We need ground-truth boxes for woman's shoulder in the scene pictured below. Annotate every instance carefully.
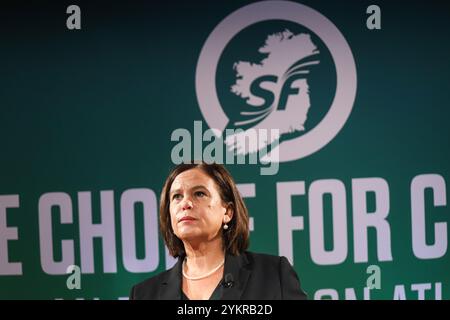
[129,265,177,299]
[242,251,307,300]
[132,270,169,290]
[244,250,284,260]
[242,251,288,266]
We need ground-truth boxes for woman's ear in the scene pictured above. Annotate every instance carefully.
[225,202,234,222]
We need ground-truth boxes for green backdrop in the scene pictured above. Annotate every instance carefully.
[1,0,449,299]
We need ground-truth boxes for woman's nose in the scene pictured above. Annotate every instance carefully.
[181,199,193,211]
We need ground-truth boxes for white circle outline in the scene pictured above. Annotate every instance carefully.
[195,0,357,162]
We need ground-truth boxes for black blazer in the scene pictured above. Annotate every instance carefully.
[130,251,307,300]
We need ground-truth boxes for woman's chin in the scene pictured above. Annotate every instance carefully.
[177,228,200,240]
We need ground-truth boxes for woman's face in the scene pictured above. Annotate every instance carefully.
[169,168,232,244]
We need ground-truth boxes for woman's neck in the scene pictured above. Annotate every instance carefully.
[183,238,225,274]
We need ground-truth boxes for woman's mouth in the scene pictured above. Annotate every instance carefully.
[179,216,196,223]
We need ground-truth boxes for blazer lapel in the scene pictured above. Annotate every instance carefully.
[158,258,183,300]
[221,253,251,300]
[158,253,251,300]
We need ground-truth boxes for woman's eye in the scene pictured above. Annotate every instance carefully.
[195,191,206,197]
[172,194,182,200]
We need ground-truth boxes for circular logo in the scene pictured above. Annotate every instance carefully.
[196,1,357,162]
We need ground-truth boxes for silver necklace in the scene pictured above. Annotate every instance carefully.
[182,259,225,281]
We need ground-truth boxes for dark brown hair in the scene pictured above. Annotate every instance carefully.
[159,162,250,258]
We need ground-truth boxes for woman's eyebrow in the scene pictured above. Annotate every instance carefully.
[192,185,208,191]
[170,185,207,196]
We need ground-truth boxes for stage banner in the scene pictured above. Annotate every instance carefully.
[1,0,449,299]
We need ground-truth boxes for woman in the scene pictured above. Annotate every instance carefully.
[130,162,307,300]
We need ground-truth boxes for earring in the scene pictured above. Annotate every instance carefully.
[223,224,229,230]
